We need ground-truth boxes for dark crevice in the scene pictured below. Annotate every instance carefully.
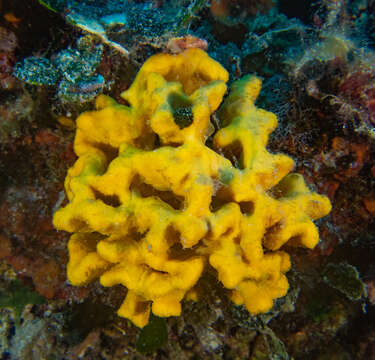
[165,142,184,148]
[133,132,157,150]
[165,225,181,246]
[221,140,245,169]
[234,236,241,245]
[143,263,168,275]
[210,195,230,212]
[128,226,148,242]
[240,249,250,264]
[286,234,304,247]
[168,242,197,261]
[222,227,234,237]
[179,174,190,187]
[130,174,184,210]
[69,218,89,231]
[154,134,161,148]
[269,181,293,199]
[263,221,284,246]
[91,187,121,207]
[134,299,151,314]
[233,237,249,264]
[239,201,254,216]
[90,141,118,165]
[210,181,233,212]
[265,221,283,235]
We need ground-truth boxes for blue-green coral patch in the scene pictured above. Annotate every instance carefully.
[58,74,105,103]
[14,57,59,86]
[14,35,104,104]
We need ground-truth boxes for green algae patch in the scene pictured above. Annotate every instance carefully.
[306,299,341,324]
[0,280,45,322]
[323,262,367,301]
[218,168,234,185]
[39,0,58,12]
[136,315,168,354]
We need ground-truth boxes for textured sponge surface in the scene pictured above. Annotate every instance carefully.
[53,49,331,327]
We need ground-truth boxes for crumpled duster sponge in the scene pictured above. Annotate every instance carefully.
[53,48,331,327]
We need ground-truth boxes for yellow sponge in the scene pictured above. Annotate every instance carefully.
[53,49,331,327]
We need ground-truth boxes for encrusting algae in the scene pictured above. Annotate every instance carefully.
[53,48,331,328]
